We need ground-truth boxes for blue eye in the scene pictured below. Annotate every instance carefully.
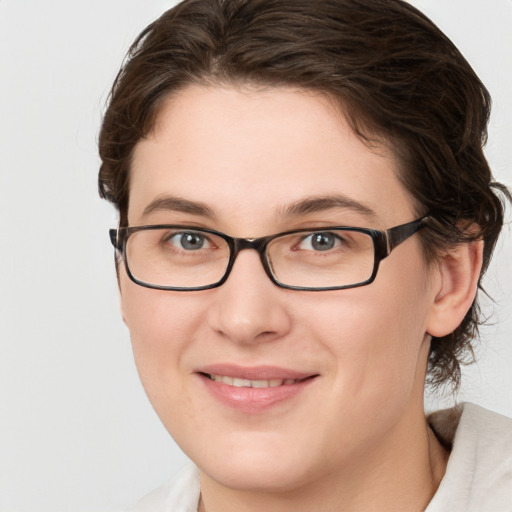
[299,232,341,251]
[168,232,210,250]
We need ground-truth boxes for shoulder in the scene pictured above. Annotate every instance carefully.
[123,464,200,512]
[427,402,512,512]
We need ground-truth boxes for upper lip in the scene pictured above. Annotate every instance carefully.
[196,364,318,381]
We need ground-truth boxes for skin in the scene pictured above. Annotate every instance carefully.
[120,85,482,512]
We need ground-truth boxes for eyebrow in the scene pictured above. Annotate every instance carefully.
[141,193,376,221]
[142,195,215,218]
[280,194,377,218]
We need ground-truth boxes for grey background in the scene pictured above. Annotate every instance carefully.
[0,1,511,511]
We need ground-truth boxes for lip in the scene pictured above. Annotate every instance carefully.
[196,364,318,413]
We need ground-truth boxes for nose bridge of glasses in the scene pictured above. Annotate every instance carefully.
[233,236,268,252]
[228,236,275,281]
[231,236,270,265]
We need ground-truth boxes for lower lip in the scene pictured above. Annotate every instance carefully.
[199,374,316,413]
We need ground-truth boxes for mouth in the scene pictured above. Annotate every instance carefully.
[203,373,305,388]
[197,366,319,413]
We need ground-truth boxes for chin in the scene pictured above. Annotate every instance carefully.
[181,428,322,492]
[200,456,316,493]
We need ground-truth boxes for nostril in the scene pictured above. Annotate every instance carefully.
[257,330,279,339]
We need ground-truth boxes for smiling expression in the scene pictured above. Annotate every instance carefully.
[119,84,440,492]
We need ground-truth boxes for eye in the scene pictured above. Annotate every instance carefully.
[166,231,211,251]
[299,232,342,252]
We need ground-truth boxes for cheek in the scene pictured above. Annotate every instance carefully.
[309,261,432,400]
[120,276,205,405]
[121,271,203,345]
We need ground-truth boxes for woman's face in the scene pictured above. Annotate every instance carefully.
[120,85,439,492]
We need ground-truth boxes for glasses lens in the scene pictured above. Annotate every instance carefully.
[267,229,375,288]
[125,227,230,288]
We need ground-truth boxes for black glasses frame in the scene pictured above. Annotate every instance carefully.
[109,216,429,292]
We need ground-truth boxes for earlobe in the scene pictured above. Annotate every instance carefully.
[116,260,129,326]
[118,276,129,327]
[426,240,483,338]
[120,295,128,326]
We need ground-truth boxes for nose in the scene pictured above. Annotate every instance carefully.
[207,249,292,346]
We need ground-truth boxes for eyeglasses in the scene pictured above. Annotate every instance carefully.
[109,217,429,291]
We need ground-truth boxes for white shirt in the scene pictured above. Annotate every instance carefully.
[426,402,512,511]
[125,403,512,512]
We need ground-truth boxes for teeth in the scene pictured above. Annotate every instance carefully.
[233,378,251,387]
[208,374,299,388]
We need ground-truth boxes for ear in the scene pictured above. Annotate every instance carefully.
[120,292,128,326]
[116,260,129,327]
[426,239,483,338]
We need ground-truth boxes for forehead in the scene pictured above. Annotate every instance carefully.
[129,85,415,231]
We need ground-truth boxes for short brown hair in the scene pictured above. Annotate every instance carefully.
[98,0,510,390]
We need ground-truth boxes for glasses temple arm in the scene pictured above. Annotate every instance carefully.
[386,217,429,254]
[109,229,121,250]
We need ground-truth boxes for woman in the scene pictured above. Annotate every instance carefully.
[98,0,512,510]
